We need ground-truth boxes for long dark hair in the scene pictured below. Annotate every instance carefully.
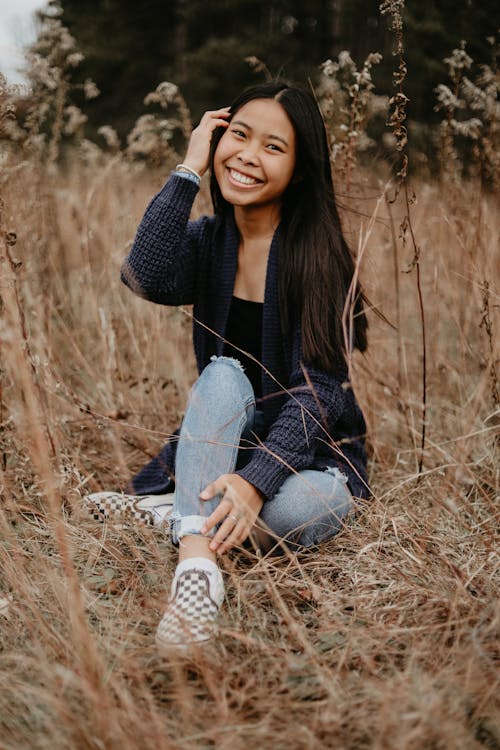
[210,80,368,374]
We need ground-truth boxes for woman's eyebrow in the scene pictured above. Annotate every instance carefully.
[232,119,289,147]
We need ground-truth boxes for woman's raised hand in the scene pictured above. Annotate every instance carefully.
[181,107,231,177]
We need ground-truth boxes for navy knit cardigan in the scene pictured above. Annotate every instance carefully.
[121,174,369,501]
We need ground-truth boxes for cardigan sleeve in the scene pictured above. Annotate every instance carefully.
[121,173,212,306]
[236,320,360,501]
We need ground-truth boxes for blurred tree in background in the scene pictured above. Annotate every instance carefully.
[39,0,498,142]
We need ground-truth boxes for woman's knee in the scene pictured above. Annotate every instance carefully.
[259,467,353,551]
[181,355,255,439]
[293,509,350,548]
[195,356,254,406]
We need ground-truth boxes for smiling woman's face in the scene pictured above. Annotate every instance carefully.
[213,98,296,211]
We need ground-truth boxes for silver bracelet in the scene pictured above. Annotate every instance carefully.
[175,163,201,180]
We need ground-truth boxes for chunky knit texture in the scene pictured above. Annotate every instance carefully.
[121,174,369,501]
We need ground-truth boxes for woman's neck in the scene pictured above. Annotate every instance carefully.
[233,203,281,242]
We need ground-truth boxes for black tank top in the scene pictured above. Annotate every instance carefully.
[223,296,263,397]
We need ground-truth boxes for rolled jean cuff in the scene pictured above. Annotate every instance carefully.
[169,513,216,545]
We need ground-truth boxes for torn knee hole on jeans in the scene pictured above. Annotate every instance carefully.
[324,466,349,483]
[209,354,245,372]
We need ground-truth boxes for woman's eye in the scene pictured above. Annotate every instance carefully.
[232,129,245,138]
[267,143,283,152]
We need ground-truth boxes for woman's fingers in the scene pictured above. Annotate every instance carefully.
[200,474,238,503]
[199,473,263,553]
[210,517,248,554]
[202,106,231,120]
[201,494,250,553]
[204,106,231,118]
[182,107,231,176]
[199,477,222,501]
[200,497,232,534]
[216,522,248,554]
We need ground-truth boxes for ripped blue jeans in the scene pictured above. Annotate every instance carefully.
[170,356,353,552]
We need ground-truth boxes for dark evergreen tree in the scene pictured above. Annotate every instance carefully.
[54,0,498,141]
[59,0,178,136]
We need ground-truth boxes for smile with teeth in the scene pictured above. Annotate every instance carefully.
[228,168,262,186]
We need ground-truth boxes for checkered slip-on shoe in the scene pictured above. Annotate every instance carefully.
[155,568,224,650]
[84,491,174,527]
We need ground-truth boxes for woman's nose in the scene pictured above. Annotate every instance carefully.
[237,145,259,165]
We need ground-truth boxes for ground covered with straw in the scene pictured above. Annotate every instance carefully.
[0,157,498,749]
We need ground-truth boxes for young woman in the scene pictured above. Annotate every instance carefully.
[86,81,369,649]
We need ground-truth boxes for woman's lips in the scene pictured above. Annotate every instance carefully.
[227,167,263,187]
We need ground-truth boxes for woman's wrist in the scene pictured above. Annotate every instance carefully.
[175,163,202,180]
[174,163,201,186]
[176,154,208,177]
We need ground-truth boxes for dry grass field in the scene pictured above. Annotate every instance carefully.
[0,149,498,749]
